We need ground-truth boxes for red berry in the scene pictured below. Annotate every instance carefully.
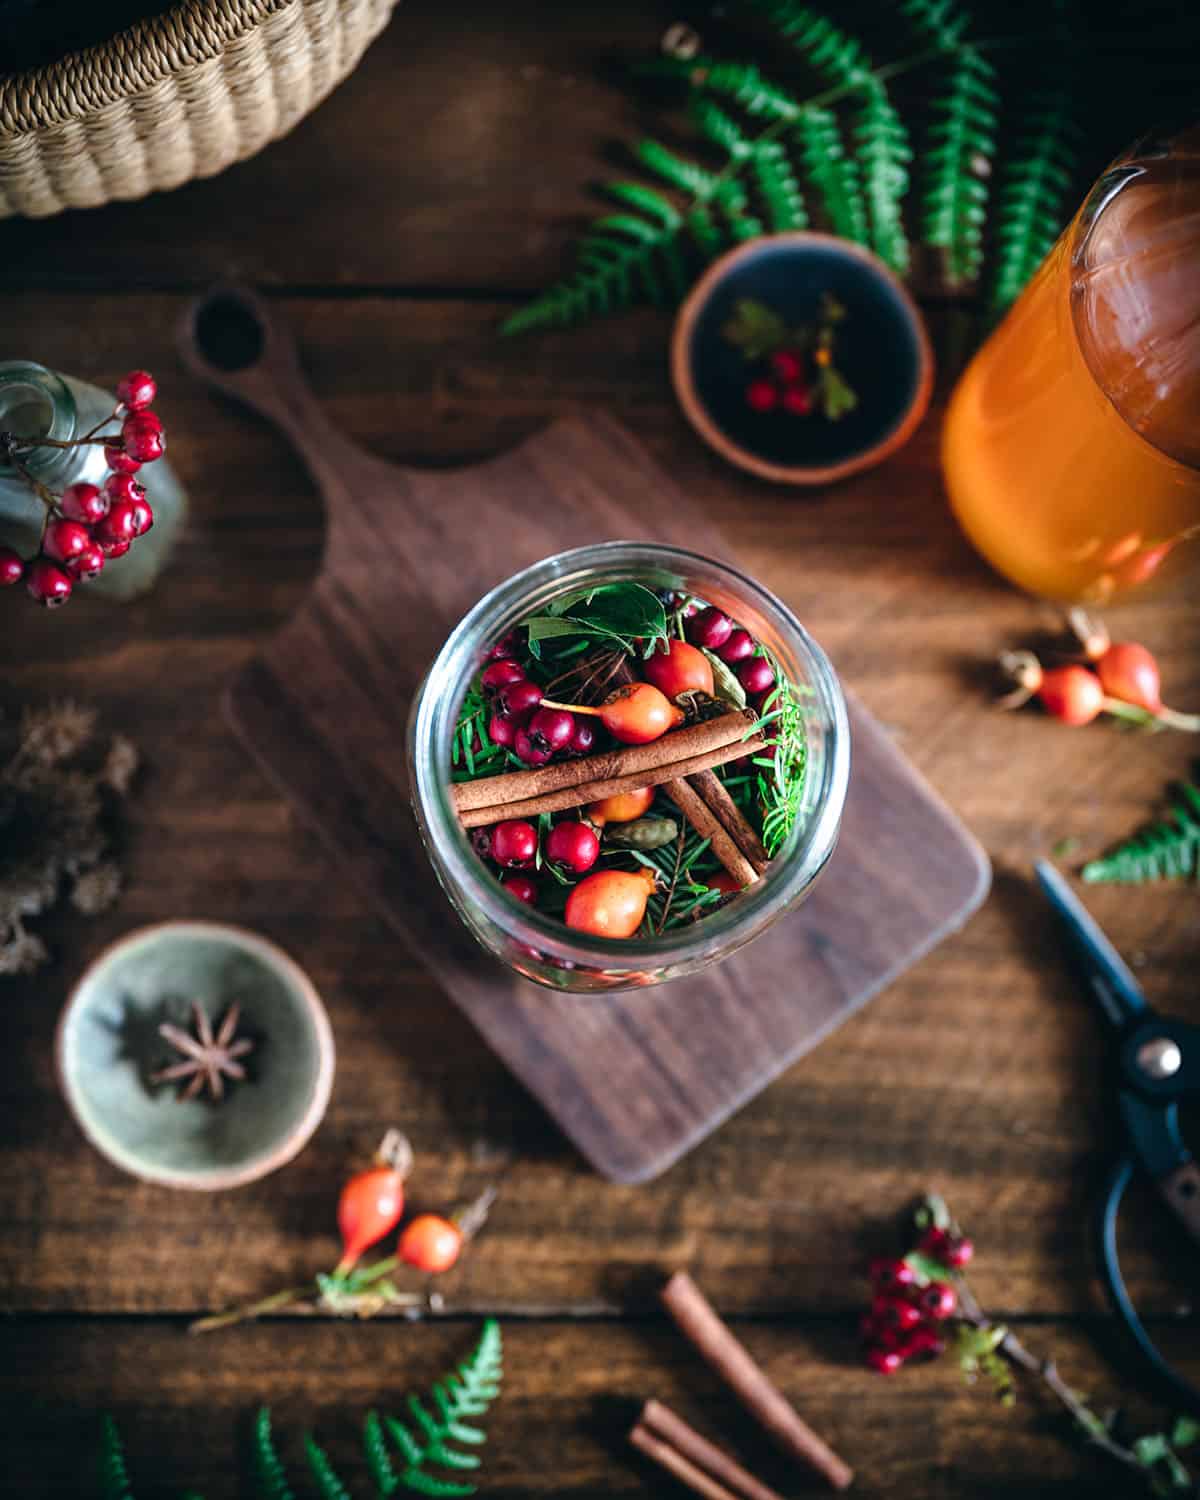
[482,659,525,692]
[919,1282,958,1321]
[944,1236,974,1269]
[336,1144,411,1274]
[526,707,575,753]
[919,1227,951,1258]
[43,518,92,564]
[866,1347,905,1375]
[497,679,543,723]
[121,412,165,463]
[65,542,105,581]
[513,728,552,766]
[25,557,73,607]
[488,712,517,749]
[103,472,145,507]
[1036,665,1104,727]
[491,820,539,867]
[96,500,139,549]
[717,629,756,665]
[501,871,538,905]
[686,606,734,652]
[746,378,779,412]
[781,386,813,416]
[0,548,25,586]
[869,1258,918,1291]
[102,539,131,560]
[127,496,154,537]
[872,1294,923,1332]
[104,443,141,475]
[566,719,595,756]
[737,656,776,697]
[1095,642,1164,715]
[60,481,109,525]
[770,349,804,385]
[116,370,157,410]
[545,820,600,875]
[485,630,521,661]
[398,1214,464,1274]
[906,1326,947,1359]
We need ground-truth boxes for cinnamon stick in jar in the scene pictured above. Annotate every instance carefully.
[686,768,770,875]
[661,1271,854,1491]
[663,777,761,888]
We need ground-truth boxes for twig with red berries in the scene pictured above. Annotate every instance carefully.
[0,370,165,607]
[863,1194,1200,1495]
[724,294,858,422]
[190,1130,498,1333]
[997,611,1200,733]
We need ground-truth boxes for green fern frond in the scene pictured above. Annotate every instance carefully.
[692,59,802,123]
[715,180,764,241]
[901,0,996,285]
[635,137,723,197]
[752,141,809,230]
[99,1416,134,1500]
[988,94,1078,314]
[253,1409,296,1500]
[364,1411,398,1498]
[304,1435,353,1500]
[748,1,910,268]
[690,95,753,160]
[604,181,681,230]
[793,106,868,243]
[1082,778,1200,884]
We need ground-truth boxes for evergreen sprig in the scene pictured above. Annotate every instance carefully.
[1081,776,1200,884]
[502,0,1080,336]
[93,1322,503,1500]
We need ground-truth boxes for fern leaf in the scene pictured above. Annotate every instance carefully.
[752,141,809,230]
[365,1411,398,1498]
[604,181,681,229]
[715,180,763,242]
[686,204,725,259]
[634,137,722,197]
[1082,779,1200,884]
[794,107,868,243]
[384,1417,424,1469]
[747,1,910,268]
[431,1385,486,1445]
[304,1435,353,1500]
[988,94,1078,314]
[253,1409,297,1500]
[693,60,801,123]
[99,1416,134,1500]
[690,95,753,160]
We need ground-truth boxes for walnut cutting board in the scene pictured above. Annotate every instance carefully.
[183,286,990,1185]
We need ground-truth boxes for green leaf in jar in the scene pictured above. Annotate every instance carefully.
[528,581,668,653]
[605,816,680,850]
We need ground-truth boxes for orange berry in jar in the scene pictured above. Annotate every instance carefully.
[642,638,715,700]
[599,682,684,744]
[565,868,658,938]
[587,786,655,826]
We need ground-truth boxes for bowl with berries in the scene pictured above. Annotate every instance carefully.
[671,234,933,485]
[408,542,850,992]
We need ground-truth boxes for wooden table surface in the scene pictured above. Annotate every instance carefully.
[2,3,1198,1495]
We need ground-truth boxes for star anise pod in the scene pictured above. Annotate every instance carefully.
[152,1000,255,1102]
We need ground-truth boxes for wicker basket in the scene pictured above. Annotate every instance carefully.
[0,0,398,219]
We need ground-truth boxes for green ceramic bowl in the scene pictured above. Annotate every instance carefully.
[57,922,335,1190]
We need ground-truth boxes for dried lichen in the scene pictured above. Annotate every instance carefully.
[0,702,137,976]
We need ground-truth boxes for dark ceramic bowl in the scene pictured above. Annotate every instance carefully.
[672,234,934,485]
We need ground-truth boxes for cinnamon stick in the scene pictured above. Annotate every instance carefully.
[632,1401,786,1500]
[458,734,766,829]
[453,711,756,813]
[661,1272,854,1491]
[629,1424,744,1500]
[664,777,760,888]
[686,769,770,874]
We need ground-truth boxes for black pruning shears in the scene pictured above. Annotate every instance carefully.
[1036,859,1200,1413]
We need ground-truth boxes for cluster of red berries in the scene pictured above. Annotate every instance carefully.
[862,1227,973,1375]
[473,816,600,909]
[744,348,815,417]
[685,604,777,701]
[481,636,596,768]
[0,370,165,608]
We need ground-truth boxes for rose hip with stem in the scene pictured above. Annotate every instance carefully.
[398,1185,497,1275]
[539,682,684,746]
[334,1129,413,1277]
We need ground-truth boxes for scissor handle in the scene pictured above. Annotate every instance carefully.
[1095,1153,1200,1414]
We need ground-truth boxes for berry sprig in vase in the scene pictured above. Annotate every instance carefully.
[0,362,186,605]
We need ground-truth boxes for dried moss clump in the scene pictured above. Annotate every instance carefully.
[0,702,137,976]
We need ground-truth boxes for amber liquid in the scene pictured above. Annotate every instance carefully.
[943,202,1200,603]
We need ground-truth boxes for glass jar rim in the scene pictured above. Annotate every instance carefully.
[409,541,851,973]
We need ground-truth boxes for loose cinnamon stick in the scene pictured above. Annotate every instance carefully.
[458,735,766,829]
[664,777,761,888]
[453,711,756,813]
[661,1272,854,1491]
[686,768,770,874]
[629,1424,744,1500]
[633,1400,786,1500]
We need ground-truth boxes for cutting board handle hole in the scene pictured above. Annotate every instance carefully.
[193,295,266,373]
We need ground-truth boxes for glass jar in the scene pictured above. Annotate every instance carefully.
[408,542,850,993]
[942,124,1200,603]
[0,361,187,601]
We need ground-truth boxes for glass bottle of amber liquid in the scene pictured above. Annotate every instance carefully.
[943,125,1200,604]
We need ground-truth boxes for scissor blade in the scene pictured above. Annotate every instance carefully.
[1034,860,1146,1027]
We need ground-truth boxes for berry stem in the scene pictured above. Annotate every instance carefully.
[188,1282,312,1335]
[539,698,603,718]
[1153,705,1200,732]
[1099,696,1159,728]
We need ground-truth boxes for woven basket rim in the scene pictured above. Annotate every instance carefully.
[0,0,299,136]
